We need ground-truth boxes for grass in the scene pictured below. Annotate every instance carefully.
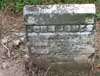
[0,0,100,19]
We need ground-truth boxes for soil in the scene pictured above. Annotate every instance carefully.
[0,45,26,76]
[0,12,26,76]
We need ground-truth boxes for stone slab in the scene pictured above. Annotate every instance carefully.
[24,4,96,76]
[24,4,96,25]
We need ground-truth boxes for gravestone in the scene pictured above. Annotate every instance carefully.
[24,4,96,76]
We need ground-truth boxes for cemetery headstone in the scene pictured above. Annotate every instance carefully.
[24,4,96,76]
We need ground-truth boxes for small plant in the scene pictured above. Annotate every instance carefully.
[0,0,7,9]
[0,0,99,13]
[96,0,100,20]
[15,0,24,12]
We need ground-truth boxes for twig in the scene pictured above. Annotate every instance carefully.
[44,65,52,76]
[89,58,95,76]
[1,42,11,57]
[44,63,55,76]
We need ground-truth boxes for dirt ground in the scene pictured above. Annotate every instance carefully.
[0,47,25,76]
[0,12,100,76]
[0,12,26,76]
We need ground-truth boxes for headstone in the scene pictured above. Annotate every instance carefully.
[24,4,96,76]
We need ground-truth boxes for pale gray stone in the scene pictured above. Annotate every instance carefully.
[24,4,95,25]
[24,4,96,76]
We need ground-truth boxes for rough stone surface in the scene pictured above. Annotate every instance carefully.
[24,4,95,25]
[24,4,96,76]
[29,31,95,62]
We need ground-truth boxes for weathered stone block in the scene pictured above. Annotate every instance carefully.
[24,4,95,25]
[24,4,96,76]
